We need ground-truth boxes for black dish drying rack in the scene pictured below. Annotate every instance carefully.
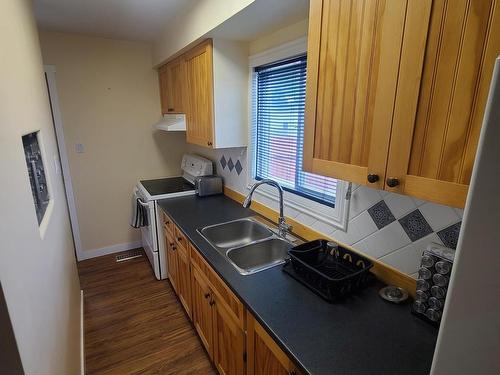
[283,239,374,302]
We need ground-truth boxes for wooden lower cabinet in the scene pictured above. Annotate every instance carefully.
[213,299,245,375]
[247,315,300,375]
[176,245,192,319]
[165,228,179,294]
[192,266,215,360]
[164,214,298,375]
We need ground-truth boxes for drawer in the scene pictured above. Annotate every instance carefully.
[163,212,174,233]
[174,225,188,250]
[190,244,245,327]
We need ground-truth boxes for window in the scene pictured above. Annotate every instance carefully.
[254,55,337,206]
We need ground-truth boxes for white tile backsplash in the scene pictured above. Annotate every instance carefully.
[379,233,442,275]
[339,211,378,245]
[354,221,412,258]
[349,186,383,218]
[419,202,460,231]
[385,193,417,219]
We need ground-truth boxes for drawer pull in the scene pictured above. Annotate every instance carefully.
[204,293,210,299]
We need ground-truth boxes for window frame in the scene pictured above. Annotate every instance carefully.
[247,37,349,231]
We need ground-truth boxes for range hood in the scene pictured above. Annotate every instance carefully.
[154,114,186,131]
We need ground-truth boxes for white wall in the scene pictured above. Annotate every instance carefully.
[430,59,500,375]
[0,1,81,374]
[39,31,188,257]
[152,0,254,66]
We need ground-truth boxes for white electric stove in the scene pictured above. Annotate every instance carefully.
[133,154,213,279]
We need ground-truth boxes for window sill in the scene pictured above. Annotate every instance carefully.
[246,181,349,232]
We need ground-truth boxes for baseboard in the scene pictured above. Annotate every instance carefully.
[80,290,85,375]
[78,241,142,261]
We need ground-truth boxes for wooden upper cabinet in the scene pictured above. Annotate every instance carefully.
[386,0,500,207]
[159,58,185,114]
[157,39,247,149]
[184,39,215,148]
[304,0,500,208]
[304,0,411,189]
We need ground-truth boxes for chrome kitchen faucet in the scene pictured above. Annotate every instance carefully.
[243,179,292,239]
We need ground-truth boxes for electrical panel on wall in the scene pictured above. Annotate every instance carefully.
[22,132,50,224]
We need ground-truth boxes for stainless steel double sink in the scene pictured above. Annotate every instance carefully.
[198,218,293,275]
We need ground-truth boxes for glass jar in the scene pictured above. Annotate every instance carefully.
[435,260,452,275]
[418,267,432,280]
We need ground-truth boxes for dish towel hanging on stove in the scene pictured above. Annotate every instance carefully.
[131,191,148,228]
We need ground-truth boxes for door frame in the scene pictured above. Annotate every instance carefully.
[44,65,84,261]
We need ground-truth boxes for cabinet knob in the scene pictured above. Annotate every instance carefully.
[169,242,174,247]
[177,237,183,242]
[207,141,213,146]
[386,178,399,188]
[167,108,174,112]
[209,300,215,306]
[204,293,210,299]
[367,174,379,183]
[172,246,176,251]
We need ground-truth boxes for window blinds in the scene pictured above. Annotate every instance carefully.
[255,55,337,206]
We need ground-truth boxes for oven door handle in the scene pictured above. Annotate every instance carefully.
[137,197,150,208]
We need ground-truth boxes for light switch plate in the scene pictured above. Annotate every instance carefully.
[75,143,85,153]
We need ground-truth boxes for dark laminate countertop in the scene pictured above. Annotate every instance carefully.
[157,195,437,375]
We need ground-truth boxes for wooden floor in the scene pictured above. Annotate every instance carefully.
[78,249,216,375]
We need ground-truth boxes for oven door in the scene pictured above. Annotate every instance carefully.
[134,189,161,279]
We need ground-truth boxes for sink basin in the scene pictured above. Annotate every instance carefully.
[226,238,292,275]
[199,218,273,250]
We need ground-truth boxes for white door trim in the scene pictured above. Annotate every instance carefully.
[44,65,84,261]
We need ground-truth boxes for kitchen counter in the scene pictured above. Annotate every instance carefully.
[157,195,438,375]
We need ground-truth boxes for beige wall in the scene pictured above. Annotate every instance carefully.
[153,0,254,65]
[249,18,308,55]
[39,31,187,254]
[0,1,81,374]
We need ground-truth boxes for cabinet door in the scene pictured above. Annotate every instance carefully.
[159,58,185,114]
[176,245,192,320]
[159,65,170,115]
[304,0,409,188]
[165,232,179,294]
[191,266,214,360]
[184,39,214,148]
[386,0,500,208]
[247,315,296,375]
[213,297,245,375]
[166,58,185,113]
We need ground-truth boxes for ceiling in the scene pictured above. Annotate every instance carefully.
[33,0,198,41]
[209,0,309,41]
[34,0,309,43]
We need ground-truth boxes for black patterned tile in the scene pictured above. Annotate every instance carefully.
[235,160,243,175]
[399,209,433,242]
[367,200,396,229]
[220,155,227,170]
[437,222,461,249]
[227,158,234,172]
